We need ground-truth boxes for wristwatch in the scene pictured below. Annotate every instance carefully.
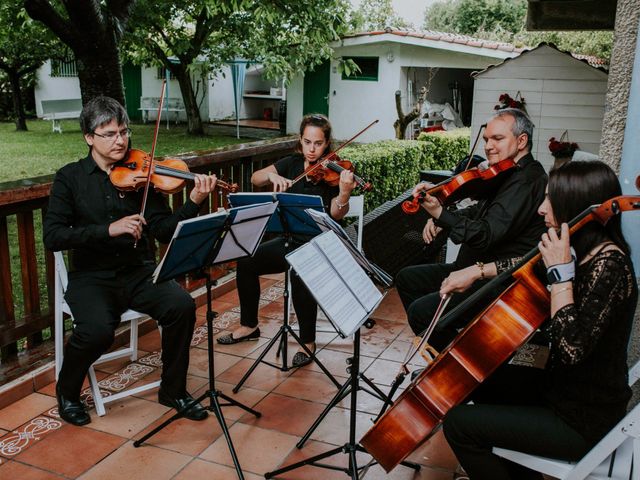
[546,261,575,284]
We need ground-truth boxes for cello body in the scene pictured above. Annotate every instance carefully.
[360,195,640,472]
[360,261,550,472]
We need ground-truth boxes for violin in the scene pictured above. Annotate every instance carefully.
[299,154,372,191]
[360,193,640,472]
[109,148,238,195]
[289,120,378,192]
[401,158,517,214]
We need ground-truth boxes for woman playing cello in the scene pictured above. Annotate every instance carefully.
[440,160,638,479]
[217,113,357,366]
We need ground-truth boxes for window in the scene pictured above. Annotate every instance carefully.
[156,67,177,80]
[342,57,379,81]
[50,58,78,77]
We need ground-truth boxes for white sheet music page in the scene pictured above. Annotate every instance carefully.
[215,202,277,263]
[313,231,382,313]
[286,230,382,336]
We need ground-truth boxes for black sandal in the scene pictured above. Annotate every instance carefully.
[292,343,316,367]
[217,328,260,345]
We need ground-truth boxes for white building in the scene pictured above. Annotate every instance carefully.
[285,29,522,142]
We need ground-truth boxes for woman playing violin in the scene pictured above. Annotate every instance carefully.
[43,96,218,426]
[217,113,357,366]
[441,161,638,480]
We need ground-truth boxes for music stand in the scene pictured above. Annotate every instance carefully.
[227,193,341,394]
[133,202,277,480]
[265,231,420,479]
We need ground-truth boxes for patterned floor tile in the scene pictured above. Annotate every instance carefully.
[0,415,63,458]
[0,393,57,431]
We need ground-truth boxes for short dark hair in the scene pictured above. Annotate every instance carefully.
[79,96,129,135]
[490,108,534,152]
[295,113,332,155]
[548,160,630,258]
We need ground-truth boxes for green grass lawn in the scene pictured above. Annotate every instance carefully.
[0,119,250,183]
[0,118,258,351]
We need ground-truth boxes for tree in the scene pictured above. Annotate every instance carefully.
[349,0,410,32]
[24,0,134,106]
[424,0,613,61]
[125,1,351,135]
[393,68,438,139]
[0,2,63,130]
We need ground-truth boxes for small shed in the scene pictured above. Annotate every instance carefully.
[470,43,609,171]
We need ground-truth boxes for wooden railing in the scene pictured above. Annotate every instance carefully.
[0,136,297,371]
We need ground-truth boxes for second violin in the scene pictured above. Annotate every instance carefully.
[401,158,516,214]
[109,149,238,194]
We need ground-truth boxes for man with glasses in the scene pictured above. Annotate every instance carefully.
[44,96,217,426]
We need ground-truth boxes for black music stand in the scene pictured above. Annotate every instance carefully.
[133,202,276,480]
[227,193,341,393]
[265,231,420,479]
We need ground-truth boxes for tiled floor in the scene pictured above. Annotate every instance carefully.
[0,275,459,479]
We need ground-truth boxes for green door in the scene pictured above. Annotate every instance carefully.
[303,61,330,116]
[122,63,142,121]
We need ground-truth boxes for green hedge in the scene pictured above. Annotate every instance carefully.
[340,129,470,213]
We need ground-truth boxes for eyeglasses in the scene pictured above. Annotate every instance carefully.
[92,127,132,141]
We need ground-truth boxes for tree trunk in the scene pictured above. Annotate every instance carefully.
[76,49,125,107]
[393,90,420,140]
[173,66,204,135]
[8,70,28,131]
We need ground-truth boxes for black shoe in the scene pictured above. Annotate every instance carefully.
[158,389,209,421]
[216,327,260,345]
[56,384,91,426]
[292,343,316,368]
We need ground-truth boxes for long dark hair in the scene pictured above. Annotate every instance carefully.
[548,160,630,259]
[295,113,332,156]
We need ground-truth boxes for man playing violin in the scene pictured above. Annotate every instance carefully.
[217,113,357,367]
[396,108,547,350]
[43,96,217,426]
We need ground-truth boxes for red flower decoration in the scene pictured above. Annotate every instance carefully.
[494,93,526,111]
[548,137,579,158]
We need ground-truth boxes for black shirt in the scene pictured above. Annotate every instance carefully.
[435,153,547,268]
[274,153,339,209]
[43,154,201,273]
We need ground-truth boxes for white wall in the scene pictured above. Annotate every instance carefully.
[34,61,81,117]
[141,66,209,122]
[471,45,608,171]
[286,40,516,142]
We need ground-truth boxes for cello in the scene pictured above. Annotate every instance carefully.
[360,193,640,472]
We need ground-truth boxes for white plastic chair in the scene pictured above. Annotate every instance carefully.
[54,251,161,416]
[493,360,640,479]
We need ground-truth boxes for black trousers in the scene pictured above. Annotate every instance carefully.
[442,365,591,480]
[59,263,196,400]
[395,262,498,350]
[236,236,317,344]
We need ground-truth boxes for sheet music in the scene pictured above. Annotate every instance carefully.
[152,202,275,283]
[306,209,393,288]
[215,202,278,263]
[286,230,383,337]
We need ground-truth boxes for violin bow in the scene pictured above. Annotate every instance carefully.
[463,123,486,171]
[374,294,451,421]
[135,79,167,247]
[289,119,379,186]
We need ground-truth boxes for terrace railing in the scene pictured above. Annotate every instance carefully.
[0,136,297,376]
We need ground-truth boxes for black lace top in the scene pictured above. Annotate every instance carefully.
[542,249,638,444]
